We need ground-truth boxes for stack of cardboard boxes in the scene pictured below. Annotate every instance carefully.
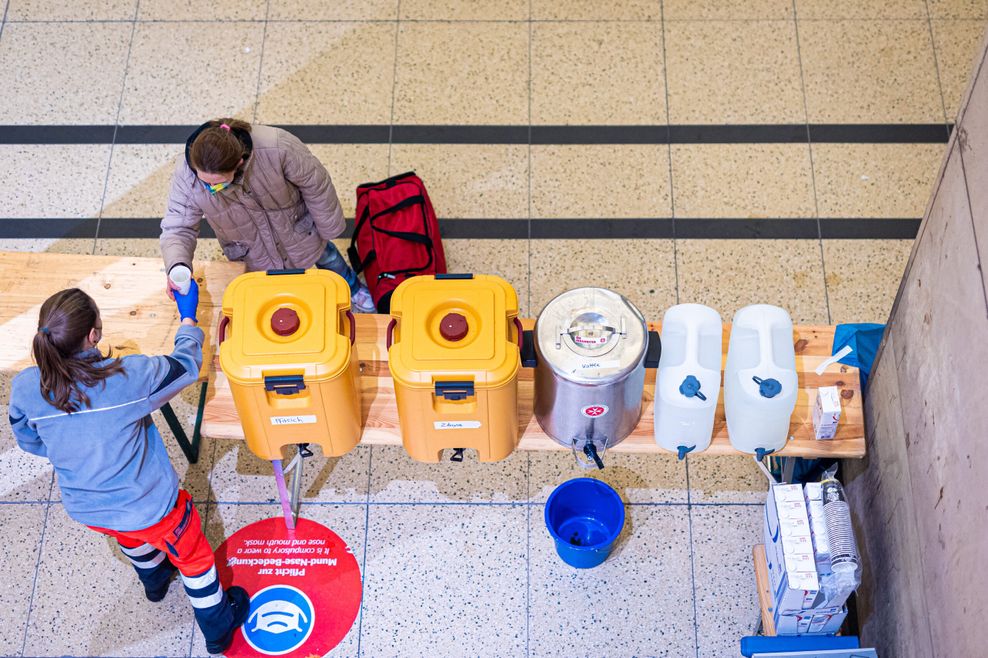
[763,483,852,635]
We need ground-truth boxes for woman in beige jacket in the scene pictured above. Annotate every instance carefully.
[159,118,374,312]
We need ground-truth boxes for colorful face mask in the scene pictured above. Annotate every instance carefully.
[201,179,231,195]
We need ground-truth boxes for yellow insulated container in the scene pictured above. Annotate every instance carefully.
[388,273,522,463]
[218,269,362,460]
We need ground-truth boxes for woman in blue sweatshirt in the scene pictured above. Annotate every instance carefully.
[9,283,248,655]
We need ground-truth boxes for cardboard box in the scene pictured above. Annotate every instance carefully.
[809,607,848,634]
[804,482,831,572]
[813,386,842,439]
[804,485,829,550]
[764,483,857,636]
[784,551,817,573]
[774,606,847,635]
[765,485,819,615]
[779,533,815,556]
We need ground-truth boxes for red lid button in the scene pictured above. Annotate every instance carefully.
[271,308,301,336]
[439,313,468,341]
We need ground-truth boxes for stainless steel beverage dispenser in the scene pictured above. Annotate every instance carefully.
[533,287,651,468]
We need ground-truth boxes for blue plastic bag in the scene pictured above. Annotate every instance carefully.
[832,323,885,392]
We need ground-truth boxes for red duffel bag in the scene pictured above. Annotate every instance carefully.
[348,172,447,313]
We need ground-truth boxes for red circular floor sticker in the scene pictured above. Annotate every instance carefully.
[215,517,361,657]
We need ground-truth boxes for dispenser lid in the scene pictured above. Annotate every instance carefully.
[535,287,648,384]
[754,376,782,398]
[219,269,352,385]
[387,274,520,388]
[271,308,301,336]
[439,312,469,342]
[679,375,708,401]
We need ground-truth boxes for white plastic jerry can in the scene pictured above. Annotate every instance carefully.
[724,304,798,457]
[654,304,722,459]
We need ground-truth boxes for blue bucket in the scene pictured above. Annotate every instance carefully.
[545,478,625,569]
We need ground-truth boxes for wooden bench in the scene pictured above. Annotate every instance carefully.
[0,252,243,462]
[0,251,864,460]
[0,251,240,375]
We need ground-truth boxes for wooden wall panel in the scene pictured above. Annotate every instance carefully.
[953,46,988,300]
[845,334,933,658]
[891,146,988,656]
[850,30,988,658]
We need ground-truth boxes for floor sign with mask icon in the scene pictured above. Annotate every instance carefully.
[215,517,362,657]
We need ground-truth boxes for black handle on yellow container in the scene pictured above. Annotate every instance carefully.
[512,317,524,351]
[434,381,475,401]
[386,318,397,350]
[521,330,537,368]
[266,268,306,276]
[345,309,356,346]
[264,374,307,396]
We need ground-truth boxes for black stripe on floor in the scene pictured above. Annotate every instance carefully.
[667,125,810,144]
[819,218,922,239]
[0,219,102,239]
[0,218,922,240]
[0,123,953,145]
[674,219,820,239]
[530,219,674,239]
[808,124,951,143]
[0,125,118,144]
[395,125,531,144]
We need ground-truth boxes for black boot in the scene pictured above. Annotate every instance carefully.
[204,586,250,655]
[121,542,177,603]
[144,562,177,602]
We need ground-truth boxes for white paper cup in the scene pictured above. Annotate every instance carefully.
[169,265,192,296]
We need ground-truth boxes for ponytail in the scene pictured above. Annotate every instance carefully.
[32,289,124,414]
[189,118,252,174]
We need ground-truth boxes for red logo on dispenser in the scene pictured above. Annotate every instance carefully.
[581,405,609,418]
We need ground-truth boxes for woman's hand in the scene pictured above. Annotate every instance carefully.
[165,276,179,301]
[174,279,200,323]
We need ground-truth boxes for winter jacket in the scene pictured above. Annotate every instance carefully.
[160,123,345,273]
[8,326,204,531]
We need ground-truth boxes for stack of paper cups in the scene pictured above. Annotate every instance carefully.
[169,265,193,296]
[821,479,859,573]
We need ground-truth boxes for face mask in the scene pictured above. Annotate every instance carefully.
[201,179,231,195]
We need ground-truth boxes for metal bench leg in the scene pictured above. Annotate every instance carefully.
[160,381,208,464]
[283,444,312,523]
[272,459,296,530]
[781,456,797,484]
[286,447,305,524]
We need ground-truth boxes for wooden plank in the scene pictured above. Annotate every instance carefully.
[0,251,244,378]
[203,314,865,458]
[753,544,777,636]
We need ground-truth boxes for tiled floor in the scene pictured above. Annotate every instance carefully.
[0,1,984,656]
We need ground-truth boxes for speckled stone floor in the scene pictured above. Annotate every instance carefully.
[0,0,984,656]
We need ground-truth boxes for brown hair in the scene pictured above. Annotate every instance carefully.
[32,289,125,414]
[189,118,252,174]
